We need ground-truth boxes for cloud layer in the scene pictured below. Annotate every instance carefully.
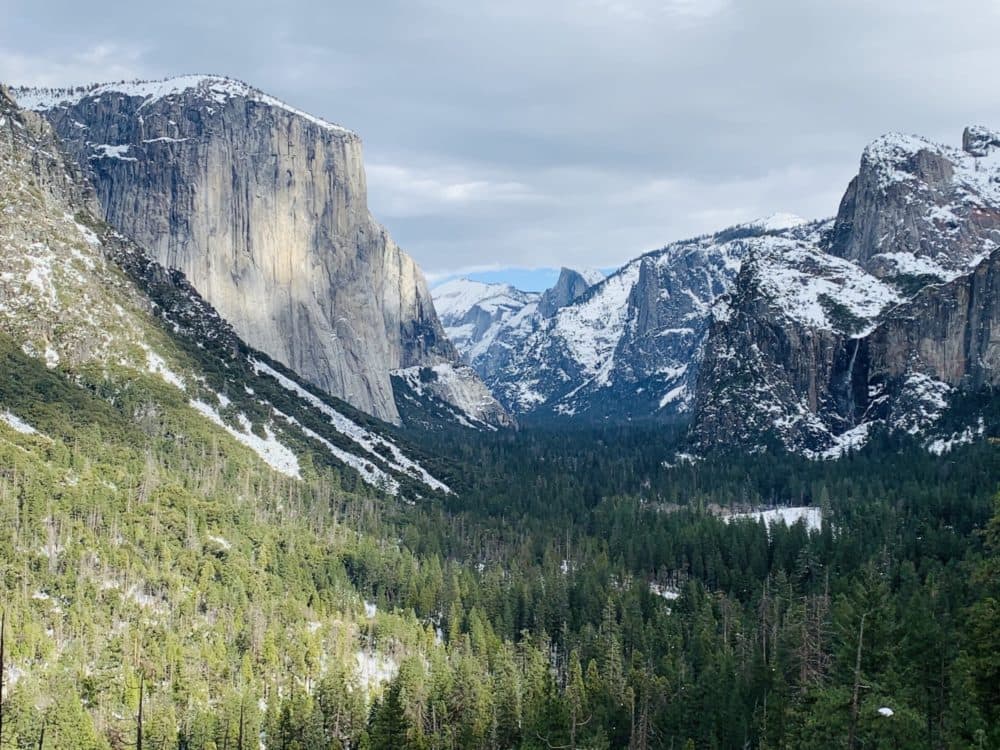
[5,0,1000,277]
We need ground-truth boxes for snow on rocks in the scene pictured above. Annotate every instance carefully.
[926,418,985,455]
[649,582,681,600]
[189,398,301,479]
[89,144,137,162]
[551,263,640,386]
[751,237,902,336]
[15,75,355,135]
[392,362,508,429]
[253,360,449,493]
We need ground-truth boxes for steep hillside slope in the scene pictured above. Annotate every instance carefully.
[0,84,454,498]
[0,82,473,748]
[14,75,507,428]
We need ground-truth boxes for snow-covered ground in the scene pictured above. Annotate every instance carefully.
[253,360,449,493]
[723,506,823,533]
[189,399,301,479]
[1,410,39,435]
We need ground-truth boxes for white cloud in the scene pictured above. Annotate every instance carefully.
[367,162,540,217]
[1,43,147,88]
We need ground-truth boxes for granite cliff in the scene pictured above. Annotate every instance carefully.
[15,75,507,427]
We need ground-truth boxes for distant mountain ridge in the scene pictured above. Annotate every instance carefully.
[437,128,1000,457]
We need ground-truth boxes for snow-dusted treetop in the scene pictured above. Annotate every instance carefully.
[13,74,355,136]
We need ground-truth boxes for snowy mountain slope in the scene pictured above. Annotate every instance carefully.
[14,75,510,431]
[692,127,1000,456]
[442,125,1000,458]
[467,224,776,419]
[0,86,452,497]
[433,278,540,363]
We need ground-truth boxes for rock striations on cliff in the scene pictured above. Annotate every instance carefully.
[14,75,509,428]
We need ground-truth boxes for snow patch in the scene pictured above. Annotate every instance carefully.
[927,418,985,455]
[724,506,822,533]
[253,360,448,492]
[89,144,137,161]
[189,399,300,479]
[206,535,232,550]
[1,411,38,435]
[144,347,186,389]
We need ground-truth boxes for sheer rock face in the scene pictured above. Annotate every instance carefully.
[537,267,598,318]
[869,250,1000,390]
[14,76,459,424]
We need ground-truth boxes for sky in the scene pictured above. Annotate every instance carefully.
[5,0,1000,288]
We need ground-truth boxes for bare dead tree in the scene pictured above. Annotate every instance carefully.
[136,671,144,750]
[848,612,868,750]
[237,699,245,750]
[0,608,5,746]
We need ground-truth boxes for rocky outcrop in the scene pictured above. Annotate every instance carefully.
[392,363,517,429]
[537,267,601,318]
[13,75,482,425]
[868,249,1000,390]
[826,129,1000,281]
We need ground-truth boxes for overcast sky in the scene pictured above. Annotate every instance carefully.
[5,0,1000,284]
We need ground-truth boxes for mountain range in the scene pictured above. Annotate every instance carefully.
[433,129,1000,457]
[7,73,1000,462]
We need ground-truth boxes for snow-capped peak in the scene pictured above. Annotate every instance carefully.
[13,75,354,135]
[751,212,807,232]
[575,267,607,286]
[432,278,531,320]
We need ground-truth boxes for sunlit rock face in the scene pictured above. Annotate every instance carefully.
[16,75,462,424]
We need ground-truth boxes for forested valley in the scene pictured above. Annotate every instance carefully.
[1,334,997,749]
